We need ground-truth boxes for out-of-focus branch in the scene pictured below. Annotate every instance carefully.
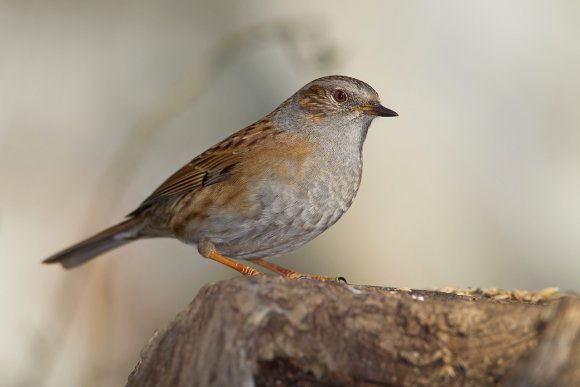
[93,16,338,215]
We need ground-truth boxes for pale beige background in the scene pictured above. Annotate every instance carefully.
[1,1,579,386]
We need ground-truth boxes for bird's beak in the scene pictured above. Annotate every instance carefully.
[355,104,398,117]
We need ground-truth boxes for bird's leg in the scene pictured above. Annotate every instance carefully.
[198,241,264,277]
[248,258,294,276]
[249,258,346,283]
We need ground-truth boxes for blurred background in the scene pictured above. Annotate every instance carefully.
[1,1,579,386]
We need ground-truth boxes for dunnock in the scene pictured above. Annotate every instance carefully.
[44,75,397,280]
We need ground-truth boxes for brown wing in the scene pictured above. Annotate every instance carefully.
[129,119,276,215]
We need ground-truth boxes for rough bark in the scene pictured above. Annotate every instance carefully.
[126,276,579,387]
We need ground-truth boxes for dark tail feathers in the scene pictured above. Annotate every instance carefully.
[43,218,143,269]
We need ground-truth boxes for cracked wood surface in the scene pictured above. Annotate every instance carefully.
[126,276,579,387]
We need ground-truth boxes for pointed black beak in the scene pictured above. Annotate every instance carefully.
[356,104,398,117]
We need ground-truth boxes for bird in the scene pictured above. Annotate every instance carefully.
[43,75,398,281]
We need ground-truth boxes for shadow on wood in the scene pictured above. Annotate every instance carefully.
[127,276,579,386]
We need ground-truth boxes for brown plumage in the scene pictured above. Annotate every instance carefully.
[44,75,397,280]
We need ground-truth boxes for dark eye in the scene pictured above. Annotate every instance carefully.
[333,89,347,103]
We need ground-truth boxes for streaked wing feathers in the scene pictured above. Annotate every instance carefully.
[130,119,276,215]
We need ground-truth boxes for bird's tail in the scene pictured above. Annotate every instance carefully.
[43,217,144,269]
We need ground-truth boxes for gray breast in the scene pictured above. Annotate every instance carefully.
[208,153,363,260]
[203,113,369,259]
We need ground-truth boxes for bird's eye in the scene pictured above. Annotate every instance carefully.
[333,89,347,103]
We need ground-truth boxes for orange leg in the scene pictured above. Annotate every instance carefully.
[198,241,264,277]
[249,258,346,283]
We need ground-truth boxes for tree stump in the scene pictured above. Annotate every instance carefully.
[126,276,580,386]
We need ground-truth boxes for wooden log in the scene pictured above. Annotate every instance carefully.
[126,276,579,387]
